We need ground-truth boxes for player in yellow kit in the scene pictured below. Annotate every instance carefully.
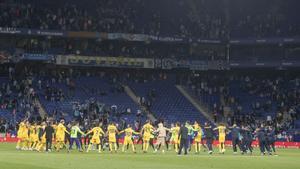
[86,123,105,153]
[140,120,154,153]
[119,124,139,153]
[55,120,70,151]
[170,122,180,152]
[107,122,119,152]
[29,122,39,150]
[16,119,27,150]
[214,123,227,153]
[193,121,203,153]
[20,121,30,150]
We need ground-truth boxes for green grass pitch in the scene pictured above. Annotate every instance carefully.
[0,143,299,169]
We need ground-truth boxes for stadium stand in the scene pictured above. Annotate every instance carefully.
[128,73,206,123]
[0,0,299,142]
[0,0,299,38]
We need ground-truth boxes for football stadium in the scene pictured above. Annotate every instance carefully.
[0,0,299,169]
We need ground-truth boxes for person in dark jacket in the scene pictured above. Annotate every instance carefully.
[178,122,189,155]
[229,124,243,154]
[204,122,214,154]
[256,124,271,155]
[240,125,247,153]
[244,125,253,154]
[267,126,276,155]
[45,122,54,152]
[240,125,254,154]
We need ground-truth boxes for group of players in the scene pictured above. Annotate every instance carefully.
[15,118,277,155]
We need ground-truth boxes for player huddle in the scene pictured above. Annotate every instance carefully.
[15,119,277,155]
[16,119,69,152]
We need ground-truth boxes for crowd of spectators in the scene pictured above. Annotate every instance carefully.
[228,0,300,38]
[0,0,225,38]
[181,72,300,141]
[231,13,298,38]
[0,0,298,39]
[29,68,148,132]
[0,65,300,141]
[233,75,299,128]
[0,68,41,133]
[44,85,65,102]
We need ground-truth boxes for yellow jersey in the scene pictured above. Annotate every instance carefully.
[217,126,226,136]
[107,125,118,136]
[193,124,202,142]
[88,127,105,139]
[123,127,138,138]
[29,125,38,135]
[142,123,153,136]
[17,122,26,136]
[40,125,46,143]
[22,125,29,138]
[56,123,67,136]
[171,126,180,138]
